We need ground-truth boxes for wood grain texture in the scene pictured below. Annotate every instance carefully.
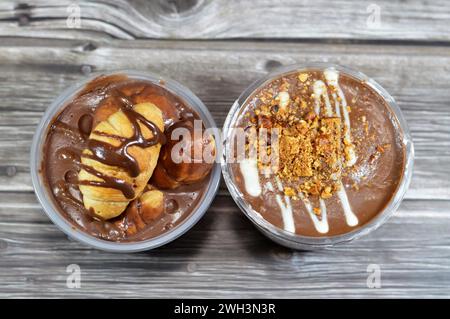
[0,38,449,199]
[0,0,449,41]
[0,0,450,299]
[0,37,449,298]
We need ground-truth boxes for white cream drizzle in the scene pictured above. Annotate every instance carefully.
[299,194,329,234]
[275,177,283,192]
[302,68,359,233]
[336,182,359,227]
[275,193,296,233]
[313,80,333,116]
[265,181,274,192]
[277,91,290,110]
[273,177,296,232]
[239,158,262,197]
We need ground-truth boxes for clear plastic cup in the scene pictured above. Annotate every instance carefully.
[30,70,221,252]
[221,63,414,250]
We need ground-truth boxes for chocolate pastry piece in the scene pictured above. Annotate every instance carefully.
[115,189,165,236]
[151,119,216,189]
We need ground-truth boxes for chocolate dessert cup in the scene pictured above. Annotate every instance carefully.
[31,71,220,252]
[222,63,414,249]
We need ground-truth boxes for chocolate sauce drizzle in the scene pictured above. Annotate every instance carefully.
[79,91,165,199]
[79,164,135,199]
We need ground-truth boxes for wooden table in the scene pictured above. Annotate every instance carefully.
[1,0,449,298]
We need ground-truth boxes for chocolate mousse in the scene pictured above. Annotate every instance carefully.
[229,68,406,237]
[42,74,215,241]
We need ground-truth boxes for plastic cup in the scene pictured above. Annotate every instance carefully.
[221,63,414,249]
[30,70,221,252]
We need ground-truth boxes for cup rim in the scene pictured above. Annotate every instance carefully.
[221,62,414,248]
[30,69,221,252]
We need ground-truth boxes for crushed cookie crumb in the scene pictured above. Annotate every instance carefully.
[250,73,361,201]
[377,143,391,154]
[298,73,309,83]
[300,100,308,109]
[321,186,333,199]
[284,187,296,197]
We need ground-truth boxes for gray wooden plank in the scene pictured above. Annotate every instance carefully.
[0,0,449,42]
[0,38,449,199]
[0,0,447,301]
[0,192,449,298]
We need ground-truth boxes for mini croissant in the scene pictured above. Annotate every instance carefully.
[78,102,164,220]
